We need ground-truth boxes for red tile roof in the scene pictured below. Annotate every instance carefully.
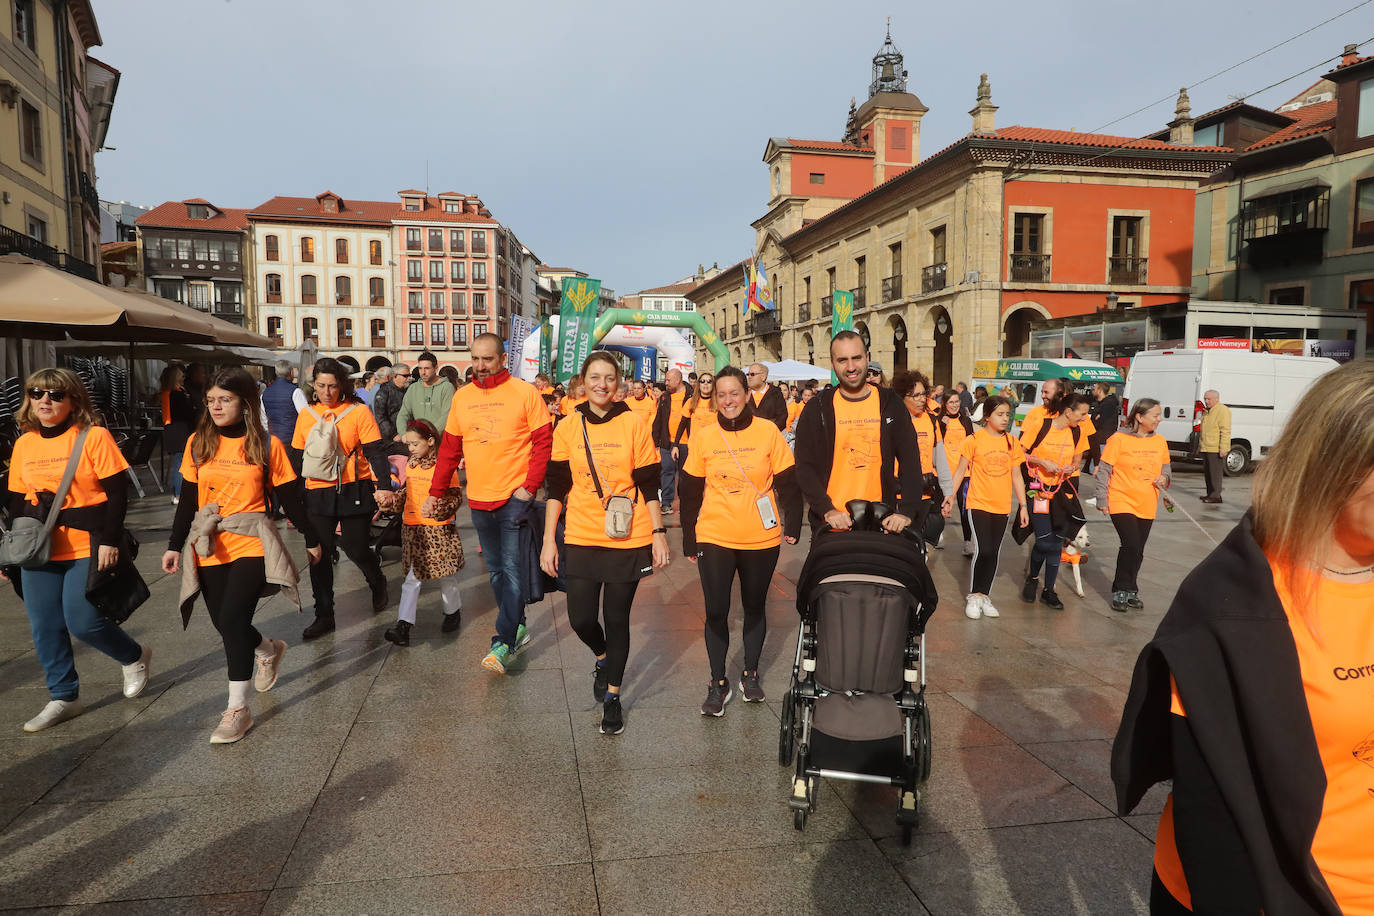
[390,194,498,224]
[784,137,873,153]
[1243,100,1337,151]
[248,195,399,225]
[639,281,696,296]
[397,189,426,195]
[136,199,251,231]
[1331,53,1374,72]
[992,126,1231,153]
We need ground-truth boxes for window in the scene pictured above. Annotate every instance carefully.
[25,213,47,243]
[931,228,947,265]
[1013,214,1043,253]
[337,318,353,343]
[370,319,386,342]
[1240,187,1330,240]
[1355,179,1374,247]
[428,229,444,251]
[1193,123,1221,147]
[223,241,240,264]
[267,316,283,340]
[369,276,385,304]
[192,238,210,261]
[19,100,42,164]
[452,291,466,314]
[154,279,184,303]
[430,291,445,314]
[472,231,486,254]
[15,0,36,50]
[335,238,349,263]
[409,322,424,345]
[1360,79,1374,138]
[1112,216,1141,258]
[889,243,901,276]
[187,283,210,311]
[406,227,422,251]
[431,323,446,346]
[809,172,825,185]
[404,199,421,212]
[1351,280,1374,336]
[1268,287,1305,305]
[302,317,319,342]
[301,275,317,304]
[474,323,487,337]
[473,262,487,283]
[445,201,461,214]
[407,259,422,282]
[207,240,224,262]
[451,230,465,252]
[430,260,445,282]
[214,283,242,312]
[826,267,835,294]
[369,239,382,265]
[854,256,866,303]
[889,126,907,150]
[265,235,280,261]
[265,273,282,303]
[335,276,351,305]
[451,260,465,282]
[473,293,487,314]
[407,291,422,314]
[176,238,191,259]
[300,237,315,262]
[454,323,467,346]
[187,204,209,220]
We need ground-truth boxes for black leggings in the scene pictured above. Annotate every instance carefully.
[956,481,972,541]
[967,509,1007,595]
[1111,513,1153,593]
[308,514,385,615]
[1149,871,1190,915]
[698,543,779,682]
[565,576,640,689]
[1028,510,1061,591]
[199,557,266,682]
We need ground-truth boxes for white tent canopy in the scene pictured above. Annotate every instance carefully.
[516,317,695,380]
[761,359,830,382]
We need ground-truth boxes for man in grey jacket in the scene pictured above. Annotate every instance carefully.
[373,364,409,440]
[396,352,453,437]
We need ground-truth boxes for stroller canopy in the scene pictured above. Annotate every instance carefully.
[796,530,938,628]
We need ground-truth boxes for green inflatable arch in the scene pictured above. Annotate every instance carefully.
[591,308,730,372]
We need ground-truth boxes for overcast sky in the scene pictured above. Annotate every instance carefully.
[96,0,1369,293]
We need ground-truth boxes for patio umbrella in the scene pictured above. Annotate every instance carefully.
[113,285,274,349]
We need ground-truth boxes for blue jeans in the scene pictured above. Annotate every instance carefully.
[169,451,184,499]
[1028,509,1061,591]
[470,497,529,649]
[659,446,688,507]
[21,558,143,701]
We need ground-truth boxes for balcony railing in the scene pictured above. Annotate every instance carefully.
[881,275,902,301]
[78,171,99,214]
[472,241,487,255]
[752,311,780,335]
[370,335,386,349]
[797,301,810,322]
[821,295,833,317]
[213,300,243,315]
[853,288,866,310]
[0,225,98,281]
[731,322,740,338]
[1009,253,1050,282]
[1108,257,1148,284]
[922,263,947,293]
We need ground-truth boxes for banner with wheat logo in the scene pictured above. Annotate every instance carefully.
[558,277,601,384]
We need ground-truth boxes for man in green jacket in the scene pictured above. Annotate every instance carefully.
[1199,388,1231,503]
[395,352,454,438]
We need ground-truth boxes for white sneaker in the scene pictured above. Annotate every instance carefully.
[964,595,983,620]
[122,645,152,698]
[963,540,975,556]
[1085,497,1097,508]
[210,706,253,744]
[980,596,1001,619]
[24,699,85,733]
[254,639,287,692]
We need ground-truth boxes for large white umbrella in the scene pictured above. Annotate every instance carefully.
[763,359,831,382]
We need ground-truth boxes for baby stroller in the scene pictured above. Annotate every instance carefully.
[778,500,938,845]
[368,455,408,561]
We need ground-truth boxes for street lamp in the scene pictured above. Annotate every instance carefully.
[1105,291,1119,311]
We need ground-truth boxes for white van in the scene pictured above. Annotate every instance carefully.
[1122,350,1339,475]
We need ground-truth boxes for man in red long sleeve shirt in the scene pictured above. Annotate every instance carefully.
[424,333,552,673]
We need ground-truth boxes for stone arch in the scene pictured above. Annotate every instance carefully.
[1001,300,1051,359]
[747,343,757,363]
[853,320,871,349]
[733,346,742,364]
[887,314,909,373]
[912,305,953,388]
[364,354,393,372]
[802,332,816,365]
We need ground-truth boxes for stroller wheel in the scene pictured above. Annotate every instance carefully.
[793,809,807,831]
[777,689,796,767]
[901,824,913,846]
[914,699,933,783]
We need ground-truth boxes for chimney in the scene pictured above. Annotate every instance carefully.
[1168,88,1194,145]
[1343,43,1360,66]
[968,73,997,135]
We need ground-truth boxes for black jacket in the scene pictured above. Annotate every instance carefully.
[792,385,923,532]
[1112,513,1340,915]
[651,386,693,449]
[1089,394,1120,449]
[750,385,789,431]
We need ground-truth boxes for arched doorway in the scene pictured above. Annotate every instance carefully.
[336,354,361,373]
[888,315,909,373]
[364,355,393,372]
[733,346,742,364]
[854,321,871,349]
[928,307,952,388]
[747,343,757,363]
[802,332,815,366]
[1002,302,1050,358]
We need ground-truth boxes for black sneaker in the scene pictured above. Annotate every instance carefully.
[371,583,389,614]
[1126,592,1145,610]
[739,670,765,702]
[1110,591,1130,613]
[384,620,412,647]
[1021,576,1039,603]
[302,615,335,640]
[1039,589,1065,610]
[441,609,462,633]
[592,663,609,702]
[700,680,732,717]
[600,696,625,735]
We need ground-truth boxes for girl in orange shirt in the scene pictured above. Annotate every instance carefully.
[162,369,322,744]
[5,369,149,733]
[160,364,195,505]
[1019,392,1092,611]
[1095,398,1170,613]
[937,392,975,555]
[673,373,716,461]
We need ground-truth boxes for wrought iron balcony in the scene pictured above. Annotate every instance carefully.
[78,171,100,214]
[0,225,97,281]
[853,288,866,310]
[1108,257,1148,284]
[922,263,947,293]
[1009,253,1050,282]
[881,275,902,301]
[731,322,739,338]
[797,301,810,322]
[752,311,780,335]
[821,295,833,317]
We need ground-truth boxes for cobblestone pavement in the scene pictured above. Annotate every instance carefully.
[0,464,1249,914]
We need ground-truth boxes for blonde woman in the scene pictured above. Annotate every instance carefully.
[1115,358,1374,915]
[4,369,150,732]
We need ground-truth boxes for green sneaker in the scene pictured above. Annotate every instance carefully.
[511,623,531,655]
[481,643,512,674]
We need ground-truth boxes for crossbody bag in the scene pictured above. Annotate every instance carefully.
[0,427,91,569]
[717,425,779,530]
[581,417,636,540]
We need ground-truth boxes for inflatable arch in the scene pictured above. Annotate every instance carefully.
[517,309,730,382]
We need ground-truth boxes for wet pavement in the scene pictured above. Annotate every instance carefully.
[0,463,1248,914]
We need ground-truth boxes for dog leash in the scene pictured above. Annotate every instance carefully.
[1159,490,1220,547]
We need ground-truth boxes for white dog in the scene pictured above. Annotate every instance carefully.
[1059,528,1091,598]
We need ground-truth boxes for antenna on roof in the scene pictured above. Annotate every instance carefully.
[425,159,430,196]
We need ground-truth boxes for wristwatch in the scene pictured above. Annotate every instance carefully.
[652,527,667,534]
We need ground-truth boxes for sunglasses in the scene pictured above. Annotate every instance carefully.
[27,388,68,402]
[866,369,881,377]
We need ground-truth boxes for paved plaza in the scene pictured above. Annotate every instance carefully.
[0,465,1246,914]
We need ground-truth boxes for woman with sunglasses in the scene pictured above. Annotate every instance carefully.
[937,392,976,555]
[4,370,151,732]
[671,373,716,467]
[866,363,888,388]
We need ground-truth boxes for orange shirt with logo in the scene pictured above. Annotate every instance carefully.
[786,401,804,433]
[180,433,297,566]
[401,460,461,526]
[446,376,552,504]
[684,418,795,550]
[291,403,382,489]
[826,390,884,513]
[551,408,658,548]
[959,428,1025,515]
[625,394,657,428]
[1099,432,1169,519]
[7,425,129,561]
[1019,421,1084,489]
[1020,409,1094,478]
[908,411,938,501]
[663,389,691,444]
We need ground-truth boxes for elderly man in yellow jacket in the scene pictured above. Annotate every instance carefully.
[1199,388,1231,504]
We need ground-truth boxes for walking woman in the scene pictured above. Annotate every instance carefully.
[1019,392,1092,610]
[1113,359,1374,915]
[161,369,322,744]
[541,352,669,736]
[672,372,717,464]
[1095,398,1170,613]
[937,391,975,555]
[292,357,395,640]
[680,366,802,716]
[160,365,195,505]
[941,396,1029,621]
[893,370,940,537]
[4,369,150,732]
[383,419,465,647]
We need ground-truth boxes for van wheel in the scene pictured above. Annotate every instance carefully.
[1224,444,1251,476]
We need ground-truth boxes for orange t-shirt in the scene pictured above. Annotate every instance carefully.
[550,406,658,548]
[681,399,716,447]
[939,417,968,470]
[663,389,691,444]
[1099,432,1169,520]
[1019,421,1083,490]
[1020,410,1095,478]
[786,401,803,433]
[180,433,296,566]
[826,389,884,513]
[559,394,587,417]
[625,394,657,428]
[401,459,460,526]
[908,411,938,501]
[445,376,552,504]
[7,425,129,561]
[291,403,382,489]
[959,427,1025,515]
[684,417,795,550]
